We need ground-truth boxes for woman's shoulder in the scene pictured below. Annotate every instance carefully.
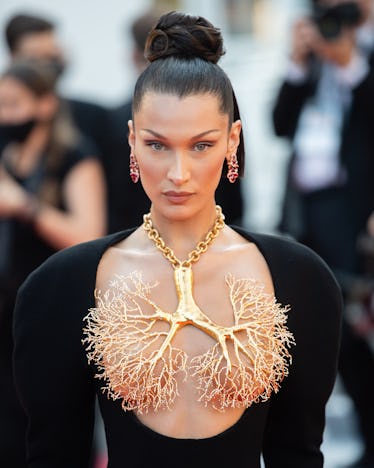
[235,226,331,267]
[56,134,100,179]
[233,226,341,296]
[234,228,342,349]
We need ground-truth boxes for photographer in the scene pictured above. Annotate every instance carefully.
[272,1,374,467]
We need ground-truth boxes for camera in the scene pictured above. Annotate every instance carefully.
[312,2,363,40]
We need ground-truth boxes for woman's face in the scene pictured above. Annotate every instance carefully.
[129,92,241,221]
[0,77,39,124]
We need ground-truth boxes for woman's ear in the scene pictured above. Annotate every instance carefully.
[227,119,242,161]
[128,119,135,151]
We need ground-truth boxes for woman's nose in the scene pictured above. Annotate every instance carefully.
[167,152,191,185]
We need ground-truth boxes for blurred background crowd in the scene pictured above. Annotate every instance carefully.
[0,0,373,467]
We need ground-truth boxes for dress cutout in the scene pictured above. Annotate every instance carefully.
[83,268,295,413]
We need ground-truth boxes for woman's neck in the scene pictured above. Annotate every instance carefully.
[148,203,222,261]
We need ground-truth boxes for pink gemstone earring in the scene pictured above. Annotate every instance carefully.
[227,153,239,183]
[129,153,140,183]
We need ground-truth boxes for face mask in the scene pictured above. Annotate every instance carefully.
[0,119,37,143]
[47,57,66,80]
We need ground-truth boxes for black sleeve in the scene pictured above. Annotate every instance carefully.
[351,57,374,133]
[272,80,313,139]
[59,135,99,181]
[262,242,342,467]
[13,250,96,467]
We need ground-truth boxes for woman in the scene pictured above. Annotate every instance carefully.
[13,12,341,467]
[0,60,106,466]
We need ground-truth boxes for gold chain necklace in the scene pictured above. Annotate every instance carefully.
[142,205,226,338]
[142,205,225,268]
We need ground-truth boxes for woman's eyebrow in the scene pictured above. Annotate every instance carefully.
[140,128,221,139]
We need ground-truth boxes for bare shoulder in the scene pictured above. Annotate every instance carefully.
[96,227,159,290]
[202,225,276,295]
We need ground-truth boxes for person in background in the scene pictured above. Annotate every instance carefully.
[3,13,114,231]
[107,9,245,233]
[0,59,106,467]
[272,1,374,466]
[356,0,374,53]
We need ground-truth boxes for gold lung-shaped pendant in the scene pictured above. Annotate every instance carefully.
[83,267,295,413]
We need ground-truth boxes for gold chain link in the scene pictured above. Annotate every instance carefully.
[142,206,225,268]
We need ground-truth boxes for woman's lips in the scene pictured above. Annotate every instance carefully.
[163,191,194,203]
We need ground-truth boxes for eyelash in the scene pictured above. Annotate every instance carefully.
[145,141,213,152]
[194,142,213,152]
[146,142,166,151]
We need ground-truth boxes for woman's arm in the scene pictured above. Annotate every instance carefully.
[13,247,97,467]
[262,243,342,467]
[0,157,107,248]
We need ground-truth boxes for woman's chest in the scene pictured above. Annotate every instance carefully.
[85,260,293,415]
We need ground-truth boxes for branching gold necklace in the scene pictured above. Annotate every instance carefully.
[83,205,295,414]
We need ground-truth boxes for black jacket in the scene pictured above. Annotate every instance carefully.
[13,227,342,467]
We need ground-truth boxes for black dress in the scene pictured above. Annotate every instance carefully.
[13,228,342,468]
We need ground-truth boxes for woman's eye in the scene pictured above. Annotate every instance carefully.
[147,142,166,151]
[194,142,211,152]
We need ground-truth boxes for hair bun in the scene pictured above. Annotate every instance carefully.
[145,11,224,64]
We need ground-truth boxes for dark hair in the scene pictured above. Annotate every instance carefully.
[1,59,57,96]
[132,11,245,177]
[5,13,55,53]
